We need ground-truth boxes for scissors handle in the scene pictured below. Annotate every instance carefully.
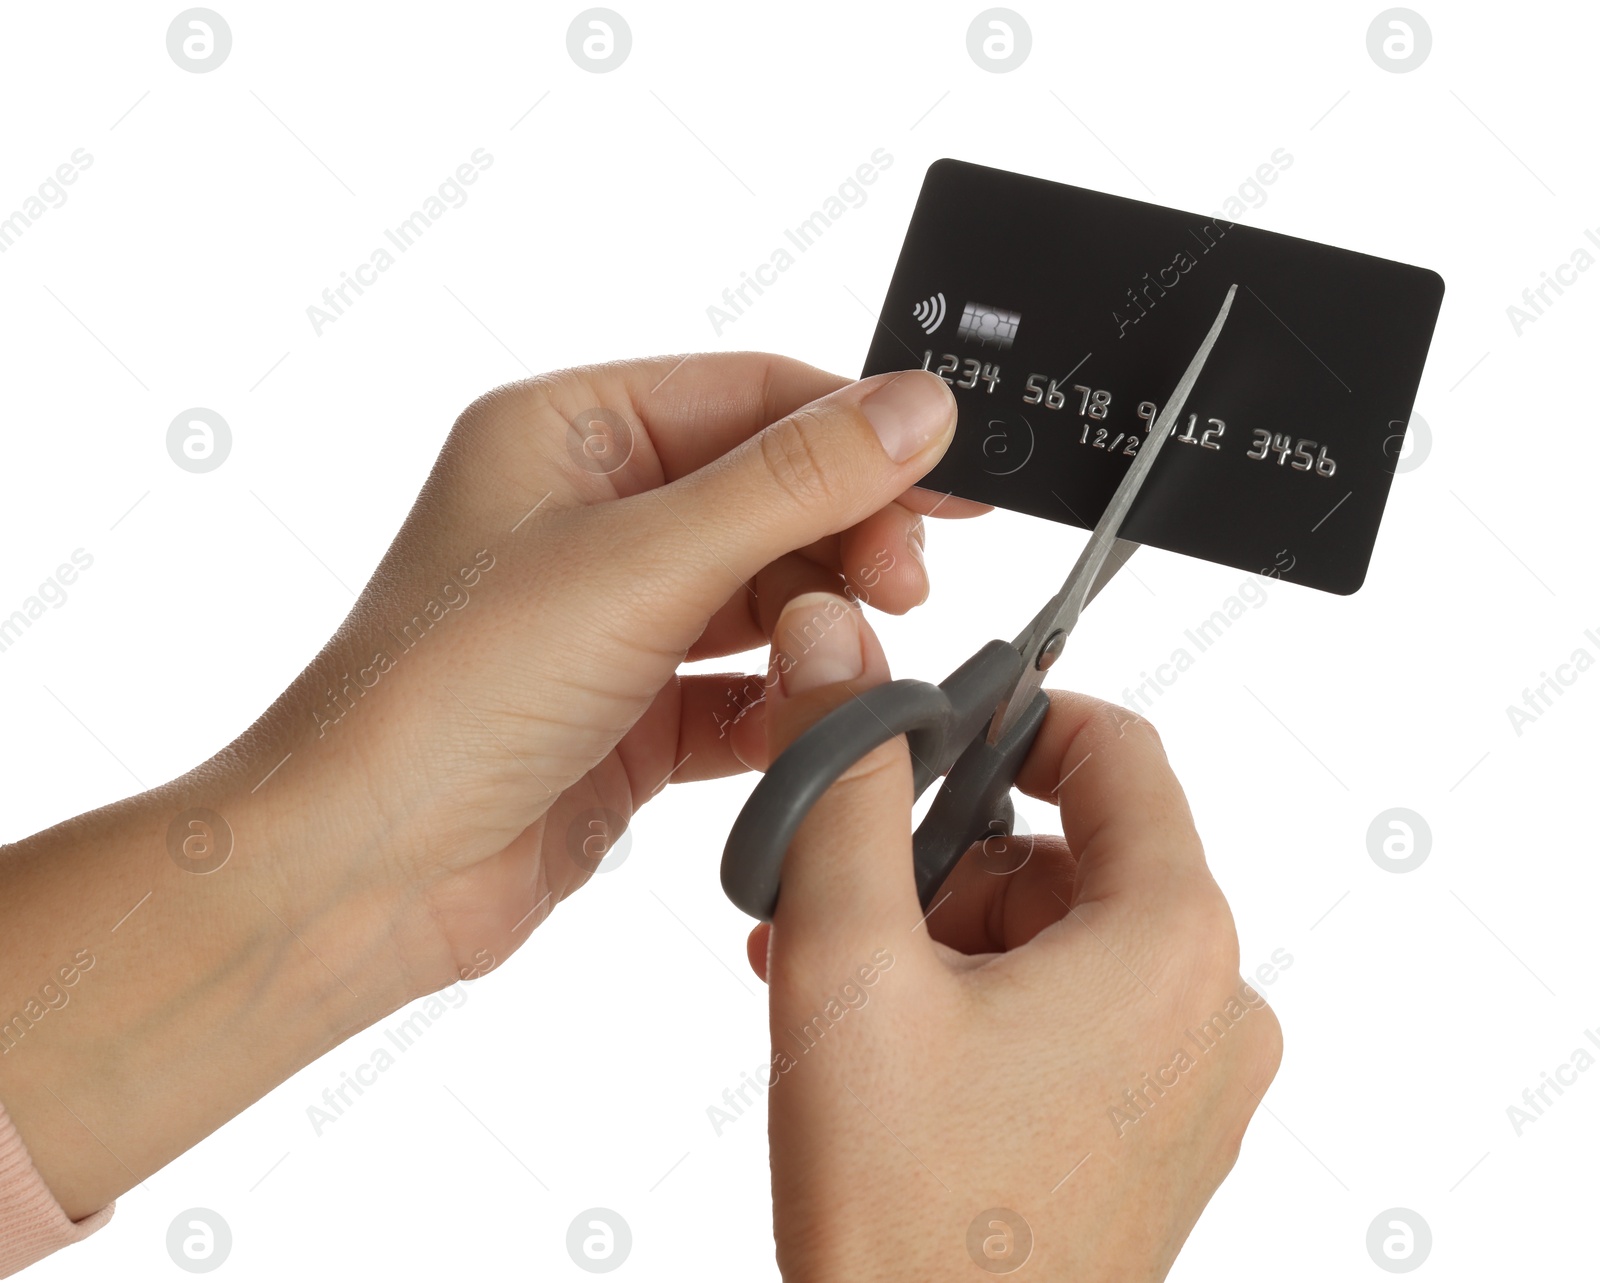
[911,686,1048,909]
[720,639,1045,921]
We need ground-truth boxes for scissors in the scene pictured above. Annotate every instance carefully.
[720,284,1238,922]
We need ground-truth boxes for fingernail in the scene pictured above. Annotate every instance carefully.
[859,371,954,463]
[778,592,865,696]
[908,531,934,607]
[906,523,929,605]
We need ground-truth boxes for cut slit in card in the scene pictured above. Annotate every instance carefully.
[861,159,1446,594]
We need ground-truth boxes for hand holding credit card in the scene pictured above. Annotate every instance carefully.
[864,158,1445,594]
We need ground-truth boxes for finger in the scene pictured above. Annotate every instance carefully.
[747,922,771,982]
[512,348,992,507]
[690,504,927,657]
[725,693,767,774]
[683,671,770,779]
[761,592,930,970]
[838,502,927,614]
[898,487,992,518]
[612,371,958,643]
[686,551,850,661]
[600,671,773,817]
[534,352,849,491]
[787,500,930,615]
[1010,690,1208,909]
[667,672,774,784]
[922,835,1080,957]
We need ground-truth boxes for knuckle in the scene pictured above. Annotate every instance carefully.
[441,376,560,469]
[1170,880,1240,972]
[1245,1001,1285,1083]
[1214,1128,1246,1181]
[455,375,556,435]
[1068,698,1166,755]
[758,410,837,510]
[1113,702,1165,751]
[1214,1005,1283,1175]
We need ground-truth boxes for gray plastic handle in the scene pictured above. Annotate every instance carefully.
[910,688,1048,908]
[720,640,1046,921]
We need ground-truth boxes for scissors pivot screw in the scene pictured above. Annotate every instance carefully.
[1035,629,1066,672]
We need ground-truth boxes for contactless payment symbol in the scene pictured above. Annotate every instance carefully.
[912,292,947,335]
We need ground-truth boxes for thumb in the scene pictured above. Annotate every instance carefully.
[619,371,956,630]
[762,592,931,973]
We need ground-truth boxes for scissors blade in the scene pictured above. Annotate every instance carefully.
[988,282,1238,744]
[1083,536,1140,609]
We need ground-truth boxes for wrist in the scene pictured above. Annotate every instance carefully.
[0,753,420,1219]
[774,1189,941,1282]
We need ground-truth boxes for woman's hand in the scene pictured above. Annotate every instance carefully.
[0,354,974,1219]
[245,352,973,996]
[747,592,1283,1281]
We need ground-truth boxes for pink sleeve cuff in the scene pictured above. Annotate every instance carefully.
[0,1100,114,1278]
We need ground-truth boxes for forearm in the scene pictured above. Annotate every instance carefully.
[0,758,418,1220]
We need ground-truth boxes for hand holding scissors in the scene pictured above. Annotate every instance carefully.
[722,285,1238,921]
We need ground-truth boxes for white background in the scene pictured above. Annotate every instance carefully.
[1,0,1594,1277]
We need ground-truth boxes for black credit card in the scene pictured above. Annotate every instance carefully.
[862,159,1445,594]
